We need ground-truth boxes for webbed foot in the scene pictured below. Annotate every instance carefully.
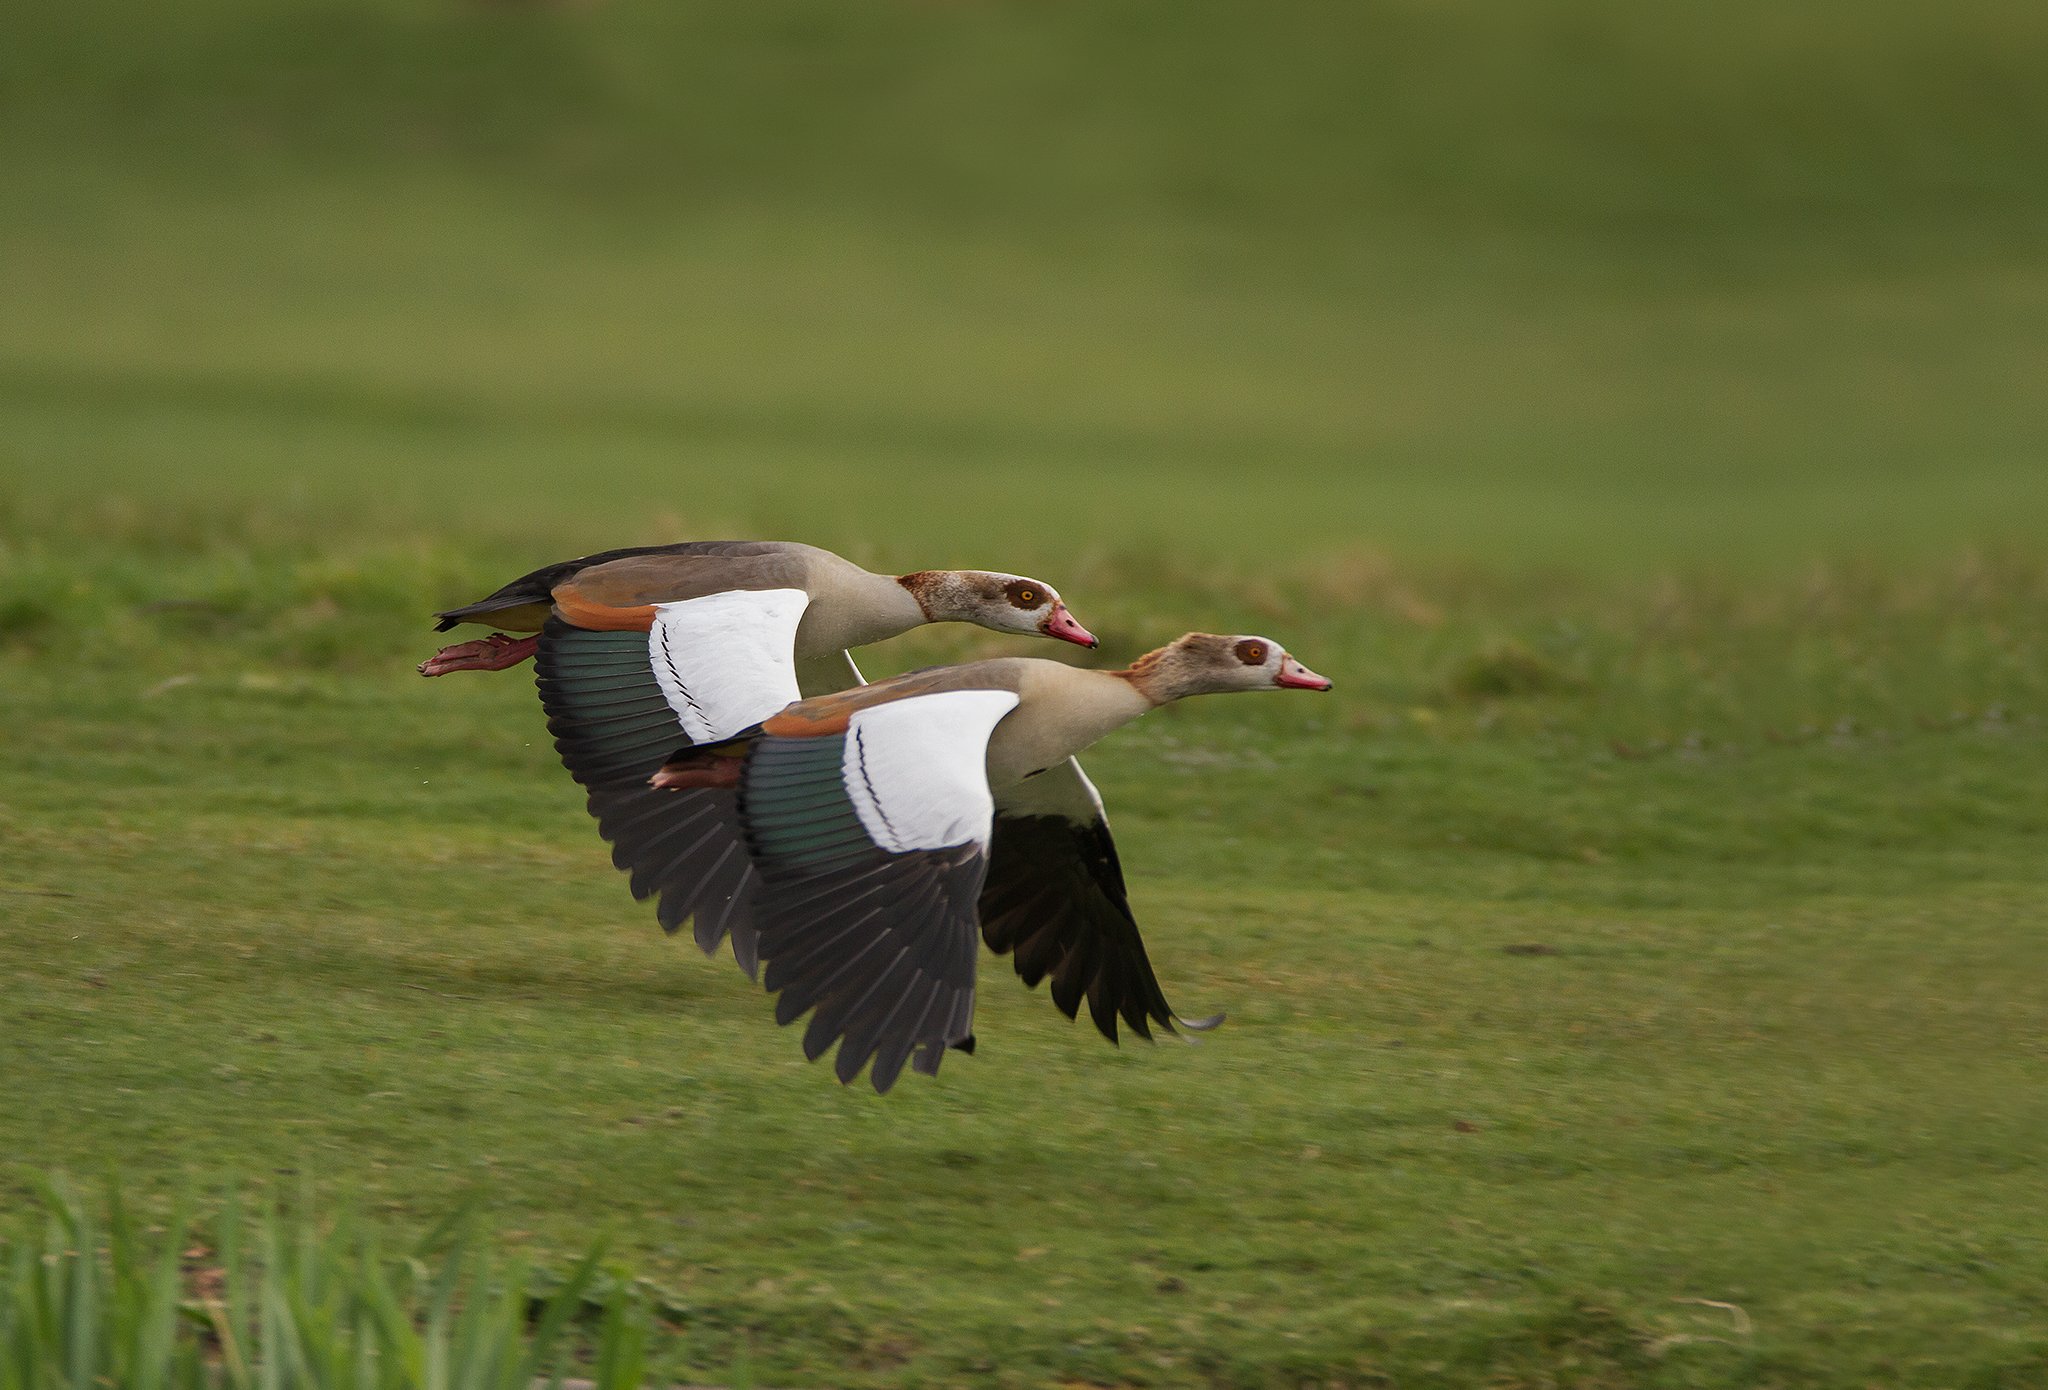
[417,632,540,676]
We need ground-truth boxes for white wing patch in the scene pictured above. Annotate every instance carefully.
[843,690,1021,853]
[648,588,809,744]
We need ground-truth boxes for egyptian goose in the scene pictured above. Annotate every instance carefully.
[645,633,1332,1091]
[419,541,1095,683]
[420,541,1097,971]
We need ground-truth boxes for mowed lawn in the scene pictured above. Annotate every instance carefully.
[6,510,2046,1388]
[6,3,2048,1386]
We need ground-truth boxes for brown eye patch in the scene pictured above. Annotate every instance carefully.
[1004,581,1044,609]
[1234,639,1269,666]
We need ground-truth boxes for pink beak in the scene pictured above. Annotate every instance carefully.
[1275,654,1332,690]
[1041,603,1099,648]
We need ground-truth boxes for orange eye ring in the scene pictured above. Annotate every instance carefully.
[1234,639,1269,666]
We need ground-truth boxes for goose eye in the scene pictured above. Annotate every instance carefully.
[1007,583,1041,608]
[1234,640,1269,666]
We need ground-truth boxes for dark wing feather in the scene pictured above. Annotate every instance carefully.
[740,729,985,1092]
[584,781,760,974]
[534,618,760,970]
[535,622,690,787]
[980,761,1222,1044]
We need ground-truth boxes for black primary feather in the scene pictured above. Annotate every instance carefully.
[979,813,1221,1043]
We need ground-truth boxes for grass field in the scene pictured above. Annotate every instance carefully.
[5,3,2048,1387]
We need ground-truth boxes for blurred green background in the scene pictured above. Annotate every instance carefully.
[6,0,2045,565]
[5,5,2048,1388]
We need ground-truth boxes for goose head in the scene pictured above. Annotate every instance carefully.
[898,570,1098,647]
[1121,633,1332,703]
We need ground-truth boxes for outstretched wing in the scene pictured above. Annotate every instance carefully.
[980,758,1223,1044]
[739,689,1021,1092]
[534,587,810,971]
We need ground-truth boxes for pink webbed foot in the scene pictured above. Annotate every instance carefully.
[417,632,540,677]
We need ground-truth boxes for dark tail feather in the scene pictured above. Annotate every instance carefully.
[433,558,593,630]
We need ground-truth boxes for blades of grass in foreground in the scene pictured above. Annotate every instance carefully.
[112,1179,188,1390]
[590,1281,650,1390]
[514,1244,607,1390]
[0,1178,674,1390]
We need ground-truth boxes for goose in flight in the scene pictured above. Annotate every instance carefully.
[420,541,1097,973]
[419,540,1094,683]
[647,632,1331,1091]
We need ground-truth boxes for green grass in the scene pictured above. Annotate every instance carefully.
[2,1176,709,1390]
[4,513,2045,1388]
[4,2,2048,1386]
